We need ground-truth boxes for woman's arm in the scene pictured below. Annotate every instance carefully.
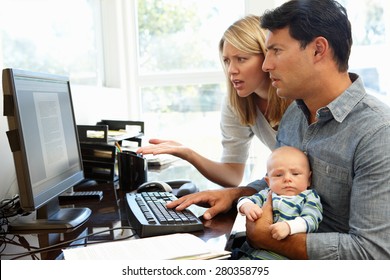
[137,138,246,187]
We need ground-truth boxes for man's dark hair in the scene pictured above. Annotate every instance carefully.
[261,0,352,72]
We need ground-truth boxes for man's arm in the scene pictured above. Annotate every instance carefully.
[245,192,309,259]
[167,186,257,220]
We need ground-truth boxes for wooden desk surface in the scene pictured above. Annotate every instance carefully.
[1,161,237,260]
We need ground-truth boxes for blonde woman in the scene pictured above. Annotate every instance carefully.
[138,15,290,219]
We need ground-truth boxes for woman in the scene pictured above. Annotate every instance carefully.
[137,15,290,219]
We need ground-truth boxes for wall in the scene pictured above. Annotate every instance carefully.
[71,85,129,124]
[0,90,18,199]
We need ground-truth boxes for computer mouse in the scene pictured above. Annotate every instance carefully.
[74,178,98,189]
[164,179,192,189]
[176,182,199,198]
[137,181,173,193]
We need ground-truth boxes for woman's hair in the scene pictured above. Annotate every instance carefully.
[219,15,290,127]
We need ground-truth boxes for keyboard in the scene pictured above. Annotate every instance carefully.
[59,190,103,202]
[125,192,204,237]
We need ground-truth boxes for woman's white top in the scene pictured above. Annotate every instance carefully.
[220,97,277,163]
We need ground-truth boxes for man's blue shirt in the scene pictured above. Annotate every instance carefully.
[249,73,390,259]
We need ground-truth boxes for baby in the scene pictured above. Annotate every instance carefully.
[237,146,323,259]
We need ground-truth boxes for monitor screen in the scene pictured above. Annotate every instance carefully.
[3,68,91,231]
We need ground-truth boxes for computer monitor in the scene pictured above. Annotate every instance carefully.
[2,68,91,231]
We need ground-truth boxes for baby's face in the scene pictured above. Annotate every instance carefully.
[265,149,311,196]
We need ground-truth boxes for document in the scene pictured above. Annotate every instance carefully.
[63,233,230,260]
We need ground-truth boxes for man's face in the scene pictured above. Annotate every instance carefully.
[262,27,316,101]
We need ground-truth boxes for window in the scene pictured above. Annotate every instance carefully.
[341,0,390,99]
[137,0,244,74]
[134,0,246,160]
[0,0,103,85]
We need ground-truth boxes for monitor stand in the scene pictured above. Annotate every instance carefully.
[8,198,91,233]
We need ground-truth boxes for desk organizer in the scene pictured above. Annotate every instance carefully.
[79,142,117,182]
[76,120,144,182]
[96,119,144,146]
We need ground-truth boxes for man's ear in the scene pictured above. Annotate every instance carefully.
[313,36,328,57]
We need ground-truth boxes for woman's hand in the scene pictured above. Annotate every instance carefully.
[137,139,189,158]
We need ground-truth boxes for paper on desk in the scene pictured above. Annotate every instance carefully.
[231,213,246,235]
[144,154,179,166]
[63,233,230,260]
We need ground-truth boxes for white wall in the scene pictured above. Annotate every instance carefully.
[0,92,18,199]
[71,85,129,124]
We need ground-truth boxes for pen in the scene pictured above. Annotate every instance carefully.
[115,142,122,153]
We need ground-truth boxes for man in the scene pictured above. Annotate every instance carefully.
[245,0,390,259]
[170,0,390,259]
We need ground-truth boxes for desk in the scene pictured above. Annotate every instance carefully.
[1,161,237,260]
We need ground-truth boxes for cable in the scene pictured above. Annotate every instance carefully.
[0,196,22,229]
[1,226,136,260]
[0,234,40,259]
[0,196,136,259]
[17,235,39,260]
[10,226,136,260]
[0,195,21,216]
[1,195,22,255]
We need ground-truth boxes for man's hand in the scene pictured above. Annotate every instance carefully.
[246,192,274,249]
[246,192,308,259]
[167,187,256,220]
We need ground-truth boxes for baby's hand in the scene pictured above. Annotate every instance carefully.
[239,203,263,222]
[269,221,290,240]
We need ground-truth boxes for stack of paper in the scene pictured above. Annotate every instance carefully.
[145,154,179,166]
[63,233,230,260]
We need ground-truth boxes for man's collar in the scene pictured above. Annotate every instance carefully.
[296,73,366,123]
[326,73,365,123]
